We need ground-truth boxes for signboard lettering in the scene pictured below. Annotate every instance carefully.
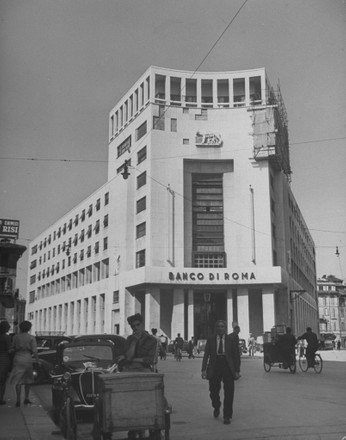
[0,219,20,239]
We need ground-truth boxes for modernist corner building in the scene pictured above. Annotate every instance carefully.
[26,66,318,341]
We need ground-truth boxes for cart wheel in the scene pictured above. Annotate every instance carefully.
[313,354,323,374]
[299,355,308,372]
[263,355,271,372]
[93,398,102,440]
[288,360,296,374]
[66,397,77,440]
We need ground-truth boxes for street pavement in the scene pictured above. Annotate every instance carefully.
[1,349,345,440]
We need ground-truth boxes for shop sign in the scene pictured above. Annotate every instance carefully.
[168,271,256,282]
[0,219,20,238]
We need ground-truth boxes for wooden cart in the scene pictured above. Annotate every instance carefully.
[93,372,171,440]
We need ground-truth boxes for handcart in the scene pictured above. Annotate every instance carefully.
[263,342,296,374]
[93,372,171,440]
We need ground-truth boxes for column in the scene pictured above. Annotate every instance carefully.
[171,288,185,338]
[188,289,194,339]
[212,79,218,107]
[262,288,275,332]
[226,288,234,331]
[145,288,160,331]
[237,287,250,340]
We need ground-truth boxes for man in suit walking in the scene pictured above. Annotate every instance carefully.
[201,320,240,425]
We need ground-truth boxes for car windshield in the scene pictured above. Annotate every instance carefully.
[62,345,113,364]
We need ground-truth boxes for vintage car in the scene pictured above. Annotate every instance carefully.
[50,338,123,430]
[33,335,73,384]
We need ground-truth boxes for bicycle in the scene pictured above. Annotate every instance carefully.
[298,350,323,374]
[174,347,182,362]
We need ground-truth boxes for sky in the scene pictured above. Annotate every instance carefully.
[0,0,345,296]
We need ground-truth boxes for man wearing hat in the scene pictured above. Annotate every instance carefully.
[119,313,157,372]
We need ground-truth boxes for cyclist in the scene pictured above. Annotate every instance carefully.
[174,333,184,360]
[297,327,319,368]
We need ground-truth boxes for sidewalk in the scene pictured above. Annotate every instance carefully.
[0,384,63,440]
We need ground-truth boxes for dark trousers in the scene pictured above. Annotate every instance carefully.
[208,357,235,419]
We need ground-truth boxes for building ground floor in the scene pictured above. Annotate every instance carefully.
[28,267,319,343]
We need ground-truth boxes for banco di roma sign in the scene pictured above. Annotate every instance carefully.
[169,271,256,282]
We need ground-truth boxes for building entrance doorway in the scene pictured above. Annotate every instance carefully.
[193,291,227,340]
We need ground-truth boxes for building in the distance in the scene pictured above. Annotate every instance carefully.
[26,66,318,341]
[318,274,346,348]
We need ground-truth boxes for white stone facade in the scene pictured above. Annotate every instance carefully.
[26,66,318,341]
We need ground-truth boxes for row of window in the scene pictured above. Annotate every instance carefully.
[31,193,109,256]
[29,238,109,285]
[30,218,109,270]
[29,259,110,302]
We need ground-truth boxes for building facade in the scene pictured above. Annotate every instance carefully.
[26,66,318,341]
[318,275,346,348]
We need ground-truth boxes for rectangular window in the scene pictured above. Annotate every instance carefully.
[94,242,99,254]
[117,136,132,158]
[136,222,146,239]
[233,78,245,106]
[103,214,109,228]
[136,249,146,268]
[102,259,109,279]
[171,118,177,132]
[155,74,166,101]
[80,210,85,221]
[103,237,108,250]
[113,290,119,304]
[185,78,197,106]
[137,171,147,189]
[88,204,93,217]
[153,116,165,131]
[79,268,85,286]
[249,76,262,104]
[217,79,229,105]
[136,121,147,141]
[94,220,100,234]
[87,245,92,257]
[170,77,181,103]
[137,146,147,164]
[105,192,109,205]
[136,197,146,214]
[96,198,101,211]
[86,266,92,284]
[93,262,100,282]
[201,79,213,107]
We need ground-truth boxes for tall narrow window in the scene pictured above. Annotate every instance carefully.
[136,222,146,239]
[136,121,147,141]
[137,146,147,164]
[192,174,225,268]
[155,74,166,102]
[250,76,262,104]
[136,197,146,214]
[136,250,146,268]
[137,171,147,189]
[233,78,245,107]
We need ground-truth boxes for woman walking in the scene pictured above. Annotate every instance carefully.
[9,320,39,407]
[0,321,12,404]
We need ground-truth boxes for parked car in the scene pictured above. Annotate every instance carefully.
[50,339,118,427]
[239,339,247,355]
[33,335,73,384]
[73,334,126,358]
[36,335,72,353]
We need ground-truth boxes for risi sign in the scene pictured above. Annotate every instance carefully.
[0,219,20,239]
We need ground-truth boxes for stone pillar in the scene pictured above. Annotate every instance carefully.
[226,288,234,331]
[171,288,185,338]
[262,288,275,332]
[145,288,160,331]
[237,287,250,340]
[188,289,194,339]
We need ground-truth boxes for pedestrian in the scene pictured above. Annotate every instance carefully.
[187,336,195,359]
[151,328,162,372]
[277,327,297,368]
[0,321,12,405]
[159,334,168,360]
[9,320,40,407]
[297,327,319,369]
[201,320,240,425]
[229,325,241,369]
[174,333,184,361]
[337,339,341,350]
[117,313,157,372]
[248,333,256,357]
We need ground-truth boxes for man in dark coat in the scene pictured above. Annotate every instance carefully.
[298,327,319,368]
[277,327,297,367]
[201,320,240,425]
